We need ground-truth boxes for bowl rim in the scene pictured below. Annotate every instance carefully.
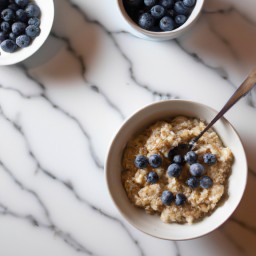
[117,0,205,39]
[105,99,248,240]
[0,0,55,66]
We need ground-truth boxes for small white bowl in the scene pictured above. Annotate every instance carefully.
[105,100,247,240]
[117,0,204,40]
[0,0,54,66]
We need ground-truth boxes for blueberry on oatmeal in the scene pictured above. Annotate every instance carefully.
[161,190,174,205]
[189,163,205,177]
[134,155,148,168]
[186,176,199,189]
[172,155,183,165]
[175,193,186,206]
[122,116,233,224]
[149,154,162,168]
[184,151,198,164]
[167,163,182,177]
[203,153,217,165]
[200,176,213,189]
[147,171,159,183]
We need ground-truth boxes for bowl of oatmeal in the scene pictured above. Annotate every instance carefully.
[105,100,247,240]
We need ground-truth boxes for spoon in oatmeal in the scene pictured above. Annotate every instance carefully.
[188,68,256,150]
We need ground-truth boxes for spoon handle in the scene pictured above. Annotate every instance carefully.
[191,68,256,146]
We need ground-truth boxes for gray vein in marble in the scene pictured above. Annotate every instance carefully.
[173,241,181,256]
[203,6,256,27]
[203,4,256,107]
[49,32,125,120]
[50,32,86,78]
[18,63,46,91]
[0,155,50,221]
[0,205,93,256]
[0,101,145,256]
[112,30,177,101]
[89,84,125,119]
[0,160,94,255]
[0,202,41,227]
[206,23,241,64]
[173,39,235,87]
[67,0,176,101]
[1,65,104,169]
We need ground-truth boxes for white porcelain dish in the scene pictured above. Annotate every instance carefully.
[117,0,205,41]
[105,100,247,240]
[0,0,54,66]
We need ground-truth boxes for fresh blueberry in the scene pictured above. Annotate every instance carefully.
[160,16,175,31]
[200,176,213,189]
[168,147,178,159]
[159,0,174,8]
[1,8,15,21]
[15,0,29,8]
[138,13,155,30]
[184,151,197,164]
[25,25,40,38]
[134,155,148,168]
[16,9,27,22]
[189,163,205,177]
[175,193,186,206]
[125,0,143,7]
[9,32,16,40]
[1,21,10,32]
[12,22,26,35]
[0,31,7,43]
[0,39,17,52]
[186,176,199,188]
[175,14,187,25]
[203,153,217,165]
[183,0,196,7]
[144,0,156,7]
[147,171,159,183]
[28,17,40,27]
[161,190,174,205]
[167,163,182,177]
[16,34,30,47]
[174,1,190,15]
[8,3,19,11]
[150,5,165,19]
[173,155,183,165]
[149,154,162,168]
[25,4,41,18]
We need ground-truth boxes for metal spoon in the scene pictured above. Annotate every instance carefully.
[188,68,256,150]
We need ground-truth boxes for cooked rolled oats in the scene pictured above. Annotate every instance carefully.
[121,116,233,224]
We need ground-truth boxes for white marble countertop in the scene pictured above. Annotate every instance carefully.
[0,0,256,255]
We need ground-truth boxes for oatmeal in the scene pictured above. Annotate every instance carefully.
[121,116,233,224]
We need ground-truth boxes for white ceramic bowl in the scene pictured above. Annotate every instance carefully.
[117,0,204,40]
[0,0,54,66]
[105,100,247,240]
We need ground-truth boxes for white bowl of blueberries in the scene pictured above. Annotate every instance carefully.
[0,0,54,65]
[117,0,204,40]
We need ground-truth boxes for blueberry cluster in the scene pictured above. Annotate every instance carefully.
[167,150,216,189]
[161,190,186,206]
[134,150,217,207]
[134,153,188,206]
[123,0,196,32]
[0,0,41,53]
[134,154,162,183]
